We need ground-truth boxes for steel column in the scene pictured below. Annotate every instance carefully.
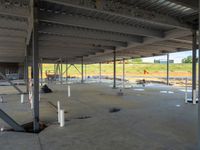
[192,30,197,104]
[113,49,116,88]
[99,62,102,82]
[40,59,43,86]
[32,0,40,132]
[60,59,63,84]
[66,57,68,83]
[85,64,87,80]
[122,58,125,88]
[25,46,29,93]
[166,54,169,85]
[197,3,200,149]
[81,57,84,83]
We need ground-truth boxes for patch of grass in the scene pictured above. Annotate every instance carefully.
[42,63,197,77]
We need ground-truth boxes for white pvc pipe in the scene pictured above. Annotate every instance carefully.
[185,78,188,103]
[60,109,65,127]
[193,89,196,104]
[30,99,33,109]
[0,96,3,103]
[21,94,24,104]
[68,85,71,97]
[57,101,60,123]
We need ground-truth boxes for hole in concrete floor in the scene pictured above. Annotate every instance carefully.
[4,122,48,134]
[109,108,121,113]
[75,116,92,119]
[187,100,199,103]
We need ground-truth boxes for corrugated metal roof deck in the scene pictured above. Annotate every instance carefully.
[0,0,198,63]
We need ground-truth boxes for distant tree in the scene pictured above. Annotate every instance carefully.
[182,56,192,63]
[132,58,142,64]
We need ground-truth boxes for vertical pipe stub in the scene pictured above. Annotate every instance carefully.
[57,101,61,123]
[60,109,65,127]
[21,94,24,104]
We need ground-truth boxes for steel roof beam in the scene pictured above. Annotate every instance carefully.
[0,28,27,37]
[39,25,142,43]
[0,16,28,30]
[39,42,115,50]
[0,36,25,43]
[0,56,24,62]
[41,0,191,29]
[39,34,127,47]
[0,3,29,18]
[40,11,164,38]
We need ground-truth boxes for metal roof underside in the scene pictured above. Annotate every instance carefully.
[0,0,198,63]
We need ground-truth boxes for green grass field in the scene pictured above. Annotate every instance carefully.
[42,63,198,77]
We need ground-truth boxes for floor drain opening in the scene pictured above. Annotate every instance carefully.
[75,116,92,120]
[109,108,121,113]
[3,122,48,134]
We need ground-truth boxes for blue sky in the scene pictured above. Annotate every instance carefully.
[142,50,199,63]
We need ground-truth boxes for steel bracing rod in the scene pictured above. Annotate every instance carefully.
[32,0,40,132]
[72,65,82,75]
[192,30,197,101]
[0,109,25,132]
[113,49,116,88]
[0,72,23,94]
[62,64,72,75]
[166,54,169,85]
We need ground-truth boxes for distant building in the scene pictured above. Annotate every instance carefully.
[154,59,174,64]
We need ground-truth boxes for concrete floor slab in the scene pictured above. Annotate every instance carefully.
[0,83,197,150]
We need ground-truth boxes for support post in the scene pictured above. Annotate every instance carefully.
[192,30,197,104]
[122,58,125,88]
[113,49,116,88]
[66,57,68,83]
[99,62,102,82]
[32,0,40,132]
[85,64,87,81]
[81,57,84,83]
[40,59,43,86]
[166,54,169,85]
[198,11,200,149]
[25,46,29,93]
[60,59,63,84]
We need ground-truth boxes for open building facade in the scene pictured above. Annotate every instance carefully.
[0,0,199,149]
